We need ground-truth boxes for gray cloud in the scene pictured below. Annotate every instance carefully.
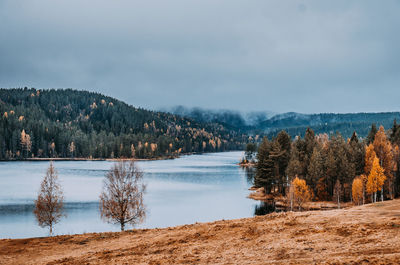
[1,0,400,113]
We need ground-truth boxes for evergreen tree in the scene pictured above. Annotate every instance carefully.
[255,137,274,193]
[366,124,378,145]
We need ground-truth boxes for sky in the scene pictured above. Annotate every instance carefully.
[1,0,400,114]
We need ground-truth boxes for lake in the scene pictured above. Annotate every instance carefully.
[0,151,259,239]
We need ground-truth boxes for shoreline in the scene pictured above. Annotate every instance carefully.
[0,150,245,163]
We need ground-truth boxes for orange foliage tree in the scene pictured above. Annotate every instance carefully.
[352,177,363,205]
[373,126,396,199]
[366,156,386,203]
[364,144,376,176]
[292,177,312,211]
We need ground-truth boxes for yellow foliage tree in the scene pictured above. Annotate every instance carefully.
[292,177,312,211]
[20,129,32,157]
[364,144,376,175]
[352,177,363,205]
[359,174,368,205]
[373,126,396,199]
[366,156,386,203]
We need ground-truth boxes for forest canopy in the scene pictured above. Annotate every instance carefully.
[0,88,248,159]
[254,124,400,203]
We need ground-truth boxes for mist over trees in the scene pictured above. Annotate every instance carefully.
[0,88,247,160]
[254,123,400,205]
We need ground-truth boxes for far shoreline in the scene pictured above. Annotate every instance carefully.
[0,150,245,162]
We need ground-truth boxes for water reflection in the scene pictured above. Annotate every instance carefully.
[254,201,277,216]
[0,151,259,239]
[243,166,256,185]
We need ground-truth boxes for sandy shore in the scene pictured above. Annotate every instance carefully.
[1,199,400,264]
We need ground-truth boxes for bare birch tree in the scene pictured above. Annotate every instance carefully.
[33,162,65,235]
[100,160,146,231]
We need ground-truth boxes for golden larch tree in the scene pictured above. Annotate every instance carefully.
[364,144,376,175]
[292,177,312,211]
[352,177,363,205]
[367,156,386,203]
[373,126,395,199]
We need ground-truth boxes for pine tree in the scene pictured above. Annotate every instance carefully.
[255,137,274,193]
[366,124,378,145]
[349,132,365,176]
[307,146,324,196]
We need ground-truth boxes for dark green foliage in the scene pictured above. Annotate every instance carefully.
[263,113,400,139]
[0,88,247,159]
[245,142,257,162]
[255,137,274,192]
[366,124,378,145]
[254,131,291,194]
[390,119,400,146]
[349,132,365,176]
[255,128,367,202]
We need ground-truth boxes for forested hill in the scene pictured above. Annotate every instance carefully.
[0,88,247,160]
[260,112,400,138]
[169,107,400,139]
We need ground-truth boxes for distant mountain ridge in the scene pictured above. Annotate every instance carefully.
[260,112,400,138]
[168,106,400,139]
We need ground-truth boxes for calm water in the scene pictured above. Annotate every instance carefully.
[0,151,258,239]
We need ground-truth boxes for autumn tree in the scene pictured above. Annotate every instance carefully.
[366,156,386,203]
[359,174,368,205]
[292,177,312,211]
[33,162,65,235]
[20,129,32,158]
[68,141,75,157]
[352,177,363,205]
[373,126,396,199]
[364,144,376,176]
[100,160,146,231]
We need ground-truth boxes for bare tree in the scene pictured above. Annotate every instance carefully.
[100,160,146,231]
[33,162,65,235]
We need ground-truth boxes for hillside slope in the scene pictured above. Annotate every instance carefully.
[168,107,400,139]
[1,199,400,264]
[260,112,400,138]
[0,88,247,159]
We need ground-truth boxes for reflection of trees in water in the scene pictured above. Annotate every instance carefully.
[254,201,276,216]
[243,166,256,185]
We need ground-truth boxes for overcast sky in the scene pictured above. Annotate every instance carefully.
[1,0,400,114]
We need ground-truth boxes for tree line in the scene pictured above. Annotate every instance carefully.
[0,88,247,160]
[254,122,400,206]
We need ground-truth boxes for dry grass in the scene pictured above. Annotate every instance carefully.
[2,199,400,264]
